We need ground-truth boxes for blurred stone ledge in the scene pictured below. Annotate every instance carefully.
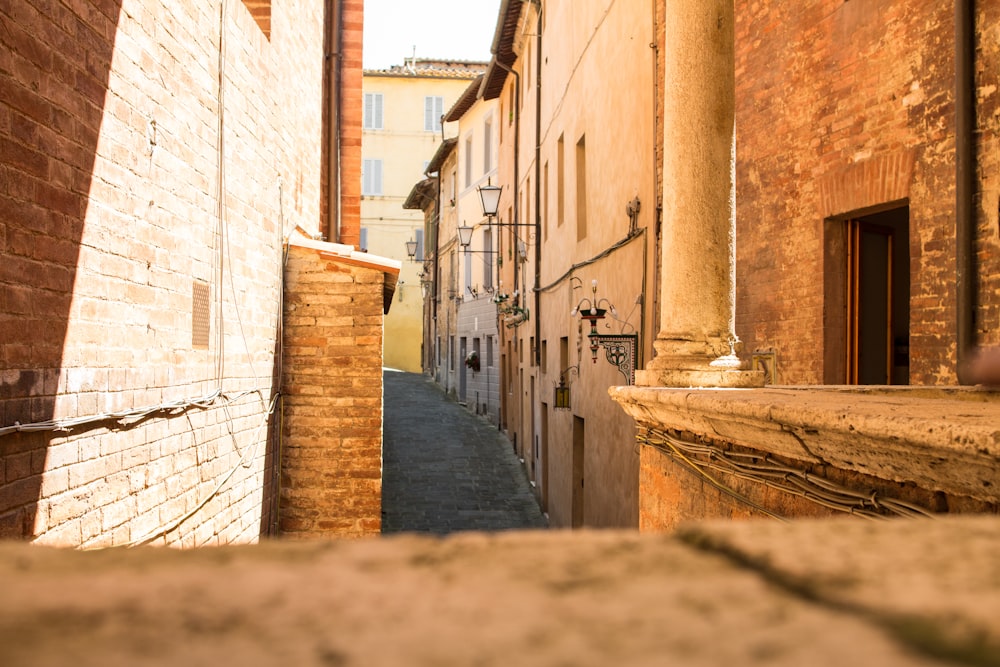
[2,516,998,666]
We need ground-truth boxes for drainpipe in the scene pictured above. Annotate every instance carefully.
[495,60,520,302]
[431,176,441,373]
[324,0,344,243]
[956,0,976,384]
[533,2,542,368]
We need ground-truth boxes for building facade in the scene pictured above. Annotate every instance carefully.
[0,0,390,545]
[445,75,502,422]
[362,60,485,372]
[733,0,1000,386]
[473,0,999,530]
[482,0,658,527]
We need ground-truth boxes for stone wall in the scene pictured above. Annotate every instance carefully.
[1,0,333,546]
[280,238,396,538]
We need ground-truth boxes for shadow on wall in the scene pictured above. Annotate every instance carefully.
[0,2,125,537]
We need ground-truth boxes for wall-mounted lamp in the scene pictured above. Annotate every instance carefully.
[478,184,501,218]
[457,224,474,248]
[571,279,638,385]
[553,365,579,411]
[405,238,418,260]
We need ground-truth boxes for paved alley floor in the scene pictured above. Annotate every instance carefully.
[382,370,548,533]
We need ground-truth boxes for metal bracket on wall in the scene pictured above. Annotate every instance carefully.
[590,333,638,385]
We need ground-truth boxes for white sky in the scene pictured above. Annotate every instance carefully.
[363,0,503,70]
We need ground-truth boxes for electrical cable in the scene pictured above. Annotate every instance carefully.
[128,392,280,547]
[536,227,644,293]
[638,426,936,520]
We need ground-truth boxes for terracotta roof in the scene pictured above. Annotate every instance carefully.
[364,58,487,79]
[481,0,524,100]
[444,74,485,122]
[425,137,458,176]
[403,177,438,210]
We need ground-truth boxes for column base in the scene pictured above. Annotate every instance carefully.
[635,366,765,388]
[637,336,765,388]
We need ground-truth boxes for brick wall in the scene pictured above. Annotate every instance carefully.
[976,1,1000,349]
[1,0,331,546]
[279,240,391,538]
[733,0,999,384]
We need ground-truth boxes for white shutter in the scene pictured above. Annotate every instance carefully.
[364,94,383,129]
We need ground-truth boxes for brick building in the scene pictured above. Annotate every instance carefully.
[613,0,1000,529]
[0,0,392,545]
[733,0,1000,386]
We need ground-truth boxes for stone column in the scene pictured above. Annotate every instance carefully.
[636,0,762,388]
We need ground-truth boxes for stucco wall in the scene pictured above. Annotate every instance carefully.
[363,71,482,373]
[496,0,657,528]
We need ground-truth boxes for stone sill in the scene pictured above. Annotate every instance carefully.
[610,384,1000,503]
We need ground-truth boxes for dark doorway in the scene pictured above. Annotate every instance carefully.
[845,207,910,384]
[571,416,585,528]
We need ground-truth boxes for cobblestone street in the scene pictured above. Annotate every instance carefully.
[382,370,547,534]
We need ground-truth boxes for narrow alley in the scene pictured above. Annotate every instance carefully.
[381,371,547,533]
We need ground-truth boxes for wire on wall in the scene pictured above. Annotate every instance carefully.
[536,227,644,294]
[638,426,935,521]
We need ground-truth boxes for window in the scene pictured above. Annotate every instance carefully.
[364,93,383,129]
[450,170,457,204]
[415,229,424,261]
[464,134,473,187]
[362,158,383,196]
[359,227,369,252]
[543,161,549,240]
[424,96,444,132]
[557,134,565,226]
[486,335,494,368]
[483,116,493,173]
[483,228,493,289]
[576,134,587,241]
[464,247,472,293]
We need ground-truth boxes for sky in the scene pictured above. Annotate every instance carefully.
[363,0,503,70]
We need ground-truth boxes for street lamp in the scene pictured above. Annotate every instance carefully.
[405,238,418,260]
[457,224,474,248]
[478,184,501,218]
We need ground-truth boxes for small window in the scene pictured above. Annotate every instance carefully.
[483,116,493,173]
[576,134,587,241]
[362,158,383,196]
[464,135,473,188]
[482,228,493,289]
[464,247,472,293]
[359,227,369,252]
[424,96,444,132]
[557,134,565,226]
[415,229,424,261]
[364,93,383,130]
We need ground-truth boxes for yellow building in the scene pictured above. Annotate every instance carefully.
[362,59,486,372]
